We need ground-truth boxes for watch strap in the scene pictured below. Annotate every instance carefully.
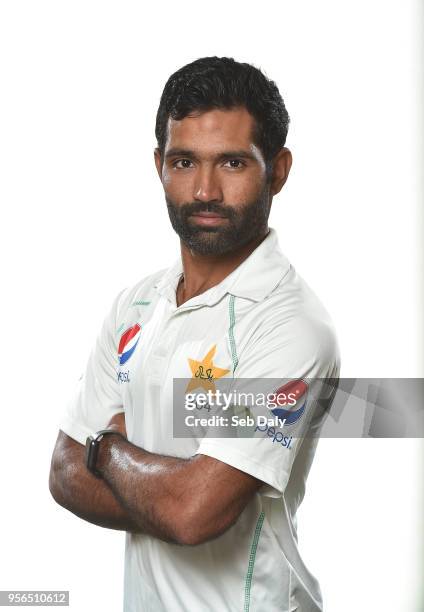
[85,429,126,477]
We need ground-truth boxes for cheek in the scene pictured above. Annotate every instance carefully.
[161,168,193,200]
[221,170,265,203]
[161,167,172,188]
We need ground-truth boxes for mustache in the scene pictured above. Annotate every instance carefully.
[167,200,236,219]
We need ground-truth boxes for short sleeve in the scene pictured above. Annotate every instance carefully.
[196,315,341,497]
[58,289,127,445]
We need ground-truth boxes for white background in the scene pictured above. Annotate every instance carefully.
[0,1,422,611]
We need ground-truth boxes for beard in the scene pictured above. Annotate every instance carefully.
[165,187,271,256]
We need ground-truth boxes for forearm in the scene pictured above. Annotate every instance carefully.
[49,433,142,532]
[96,436,256,546]
[97,436,190,543]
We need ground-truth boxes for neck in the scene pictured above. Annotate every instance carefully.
[176,229,269,307]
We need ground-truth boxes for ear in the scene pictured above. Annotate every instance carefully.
[270,147,292,196]
[154,148,163,180]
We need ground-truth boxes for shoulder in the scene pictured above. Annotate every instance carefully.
[235,266,341,377]
[118,268,167,308]
[106,267,168,323]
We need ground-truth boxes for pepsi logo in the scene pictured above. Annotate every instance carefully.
[118,323,141,365]
[270,379,308,425]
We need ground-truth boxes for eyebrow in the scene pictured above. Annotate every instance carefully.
[164,148,258,162]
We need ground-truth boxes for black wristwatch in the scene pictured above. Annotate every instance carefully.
[85,429,126,478]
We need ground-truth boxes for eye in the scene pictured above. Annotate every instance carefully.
[223,159,245,169]
[173,159,194,169]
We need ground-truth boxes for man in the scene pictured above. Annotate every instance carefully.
[49,56,340,611]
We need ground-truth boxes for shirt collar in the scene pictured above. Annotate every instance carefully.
[153,227,291,308]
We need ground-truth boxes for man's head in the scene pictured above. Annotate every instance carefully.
[154,56,292,256]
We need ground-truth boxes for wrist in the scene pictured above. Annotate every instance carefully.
[85,429,127,478]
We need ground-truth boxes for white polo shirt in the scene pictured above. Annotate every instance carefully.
[60,227,340,612]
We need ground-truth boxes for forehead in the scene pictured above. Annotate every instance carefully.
[165,107,258,154]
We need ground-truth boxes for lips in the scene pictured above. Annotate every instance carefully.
[188,211,228,227]
[191,212,227,218]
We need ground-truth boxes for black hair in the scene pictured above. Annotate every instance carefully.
[155,56,290,172]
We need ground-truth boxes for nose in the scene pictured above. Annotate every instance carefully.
[193,165,223,203]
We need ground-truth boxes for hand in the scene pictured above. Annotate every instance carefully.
[106,412,127,438]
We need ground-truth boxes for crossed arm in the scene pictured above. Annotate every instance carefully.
[49,415,262,546]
